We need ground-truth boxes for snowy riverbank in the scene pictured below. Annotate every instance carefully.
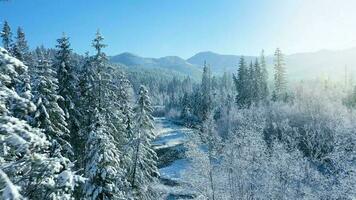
[153,117,196,199]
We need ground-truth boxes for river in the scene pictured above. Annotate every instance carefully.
[153,117,196,199]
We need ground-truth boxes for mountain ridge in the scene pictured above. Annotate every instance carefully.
[110,47,356,80]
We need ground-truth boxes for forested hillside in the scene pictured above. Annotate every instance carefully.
[0,19,355,200]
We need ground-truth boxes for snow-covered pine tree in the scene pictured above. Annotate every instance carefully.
[12,27,32,66]
[234,56,249,107]
[180,92,191,120]
[84,111,127,200]
[112,69,136,181]
[0,169,23,200]
[0,27,33,121]
[199,62,212,121]
[55,34,79,132]
[0,47,82,200]
[130,85,159,200]
[248,60,256,104]
[1,21,12,52]
[54,34,82,167]
[75,53,94,170]
[259,50,269,101]
[83,31,129,199]
[273,48,287,101]
[32,57,73,157]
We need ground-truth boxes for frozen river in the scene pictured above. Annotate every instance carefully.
[153,117,196,199]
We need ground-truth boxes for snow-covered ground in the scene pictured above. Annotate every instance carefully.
[153,117,195,199]
[153,118,192,149]
[159,159,189,181]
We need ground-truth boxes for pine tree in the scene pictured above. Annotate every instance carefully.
[0,47,82,200]
[83,31,128,199]
[181,92,191,120]
[76,53,95,171]
[91,30,108,110]
[234,56,249,107]
[84,112,126,200]
[199,62,212,121]
[1,27,32,120]
[54,34,81,164]
[12,27,32,65]
[0,169,23,200]
[259,50,269,101]
[130,85,159,200]
[32,58,72,157]
[273,48,287,101]
[1,21,12,51]
[55,34,78,125]
[114,70,135,176]
[248,60,256,104]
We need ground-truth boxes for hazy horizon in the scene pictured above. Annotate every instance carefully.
[111,46,356,59]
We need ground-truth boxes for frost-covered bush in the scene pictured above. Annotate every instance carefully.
[184,82,355,199]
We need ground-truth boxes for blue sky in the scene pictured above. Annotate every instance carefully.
[1,0,356,58]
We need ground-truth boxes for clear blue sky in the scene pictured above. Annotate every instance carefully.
[1,0,356,58]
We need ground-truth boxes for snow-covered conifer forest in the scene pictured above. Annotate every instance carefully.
[0,9,356,200]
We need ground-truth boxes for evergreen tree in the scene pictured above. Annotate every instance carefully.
[32,58,72,157]
[114,70,135,176]
[259,50,269,101]
[0,169,23,200]
[1,21,12,51]
[0,47,82,200]
[84,112,126,200]
[55,34,78,124]
[248,60,256,104]
[199,62,212,121]
[181,92,191,120]
[54,34,81,164]
[221,71,232,94]
[76,53,95,170]
[234,56,249,107]
[12,27,32,65]
[83,31,128,199]
[130,85,159,200]
[273,48,287,101]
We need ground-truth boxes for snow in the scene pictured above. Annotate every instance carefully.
[159,159,190,181]
[0,170,22,200]
[153,117,195,199]
[153,117,192,150]
[0,47,27,71]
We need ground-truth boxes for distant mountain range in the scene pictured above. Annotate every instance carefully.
[110,52,202,79]
[110,48,356,81]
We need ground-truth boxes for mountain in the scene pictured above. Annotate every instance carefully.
[110,53,202,79]
[187,51,255,74]
[188,49,356,81]
[110,52,156,66]
[110,47,356,82]
[285,48,356,80]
